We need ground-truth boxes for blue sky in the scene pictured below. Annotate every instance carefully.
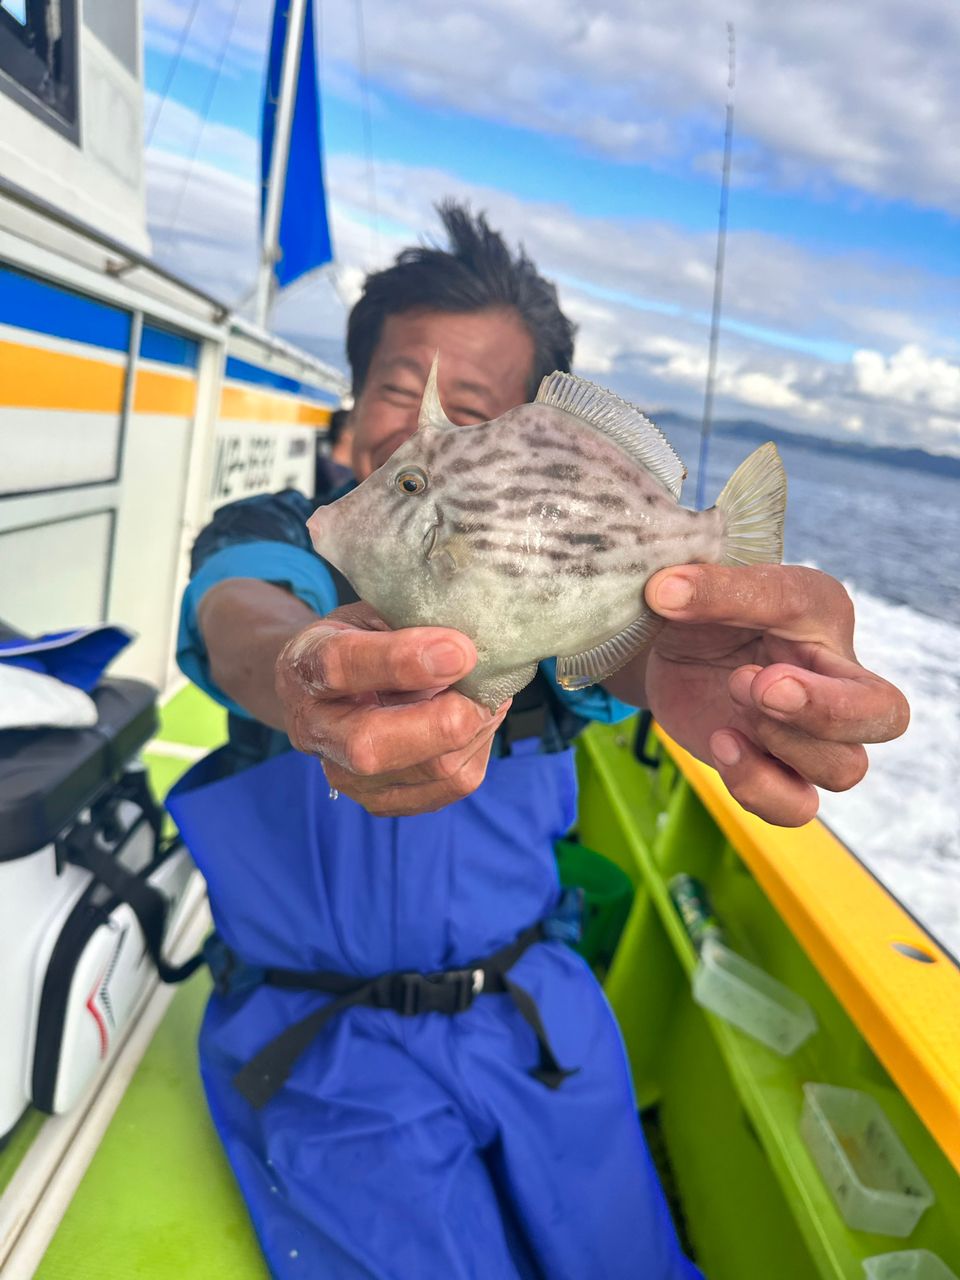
[142,0,960,454]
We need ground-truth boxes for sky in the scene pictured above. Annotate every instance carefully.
[141,0,960,456]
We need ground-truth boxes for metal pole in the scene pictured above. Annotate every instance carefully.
[695,22,736,510]
[255,0,309,329]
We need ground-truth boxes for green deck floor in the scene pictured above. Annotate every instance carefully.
[35,977,265,1279]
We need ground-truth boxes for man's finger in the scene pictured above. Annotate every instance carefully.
[324,731,498,817]
[646,564,855,648]
[291,690,505,774]
[728,706,869,792]
[729,660,910,745]
[709,729,820,827]
[282,623,478,698]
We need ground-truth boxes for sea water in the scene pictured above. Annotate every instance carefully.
[677,424,960,959]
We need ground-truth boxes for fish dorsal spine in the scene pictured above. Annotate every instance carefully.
[418,351,457,432]
[535,371,687,499]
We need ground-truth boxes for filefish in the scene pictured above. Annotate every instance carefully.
[307,357,787,708]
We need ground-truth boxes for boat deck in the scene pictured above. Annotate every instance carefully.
[2,688,958,1278]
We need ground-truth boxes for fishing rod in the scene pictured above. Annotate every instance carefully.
[696,22,736,510]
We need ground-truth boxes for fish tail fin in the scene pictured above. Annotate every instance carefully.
[714,442,787,567]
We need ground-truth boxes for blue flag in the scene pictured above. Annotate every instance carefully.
[261,0,333,290]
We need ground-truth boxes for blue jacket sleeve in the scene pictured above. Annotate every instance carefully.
[177,492,338,717]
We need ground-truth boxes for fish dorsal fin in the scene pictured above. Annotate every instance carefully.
[535,371,687,499]
[418,351,457,432]
[556,607,662,690]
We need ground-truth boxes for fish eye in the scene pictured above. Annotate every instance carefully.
[395,468,428,496]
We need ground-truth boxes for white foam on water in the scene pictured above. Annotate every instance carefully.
[815,578,960,959]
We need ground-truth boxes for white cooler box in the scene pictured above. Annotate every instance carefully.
[0,676,197,1143]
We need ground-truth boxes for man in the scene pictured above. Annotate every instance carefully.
[172,203,908,1279]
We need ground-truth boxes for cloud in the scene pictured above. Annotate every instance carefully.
[144,0,960,215]
[144,138,960,455]
[143,0,270,74]
[311,0,960,215]
[144,90,259,181]
[852,345,960,415]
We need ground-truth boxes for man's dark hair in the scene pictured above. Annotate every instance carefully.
[346,201,576,399]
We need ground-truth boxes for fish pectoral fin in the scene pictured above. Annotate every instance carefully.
[556,608,662,690]
[425,530,471,575]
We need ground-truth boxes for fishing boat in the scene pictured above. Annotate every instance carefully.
[1,3,958,1277]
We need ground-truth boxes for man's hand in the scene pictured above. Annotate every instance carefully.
[275,603,510,817]
[608,564,910,828]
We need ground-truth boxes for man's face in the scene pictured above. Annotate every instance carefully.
[350,307,536,481]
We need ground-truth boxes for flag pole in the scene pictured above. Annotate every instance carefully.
[695,22,736,510]
[256,0,309,329]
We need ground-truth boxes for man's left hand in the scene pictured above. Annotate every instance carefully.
[608,564,910,827]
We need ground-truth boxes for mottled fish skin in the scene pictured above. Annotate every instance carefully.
[307,377,782,707]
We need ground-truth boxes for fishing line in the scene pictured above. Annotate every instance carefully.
[696,21,736,510]
[144,0,202,150]
[161,0,244,237]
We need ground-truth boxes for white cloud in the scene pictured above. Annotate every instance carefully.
[853,345,960,413]
[145,132,960,456]
[144,0,960,214]
[308,0,960,215]
[144,0,271,73]
[144,90,258,180]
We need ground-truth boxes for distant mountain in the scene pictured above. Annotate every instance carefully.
[652,411,960,479]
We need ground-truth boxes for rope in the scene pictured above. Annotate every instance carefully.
[145,0,203,150]
[162,0,244,236]
[354,0,382,262]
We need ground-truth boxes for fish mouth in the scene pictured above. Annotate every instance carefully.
[306,506,346,573]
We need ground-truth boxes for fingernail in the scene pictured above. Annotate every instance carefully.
[654,575,694,611]
[762,678,807,713]
[712,732,741,767]
[424,642,466,677]
[728,668,756,705]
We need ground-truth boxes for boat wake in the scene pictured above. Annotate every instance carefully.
[817,580,960,959]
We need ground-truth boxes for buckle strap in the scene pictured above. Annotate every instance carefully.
[61,821,203,985]
[229,921,576,1109]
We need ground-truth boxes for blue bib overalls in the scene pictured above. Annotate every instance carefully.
[167,732,701,1280]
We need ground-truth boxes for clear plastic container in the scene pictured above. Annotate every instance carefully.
[691,936,817,1055]
[863,1251,959,1280]
[800,1084,934,1237]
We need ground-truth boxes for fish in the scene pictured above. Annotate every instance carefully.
[306,356,787,709]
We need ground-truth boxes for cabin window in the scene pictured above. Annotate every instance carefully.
[0,0,79,143]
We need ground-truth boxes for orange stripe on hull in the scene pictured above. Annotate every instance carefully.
[133,368,198,417]
[219,382,332,427]
[0,339,124,413]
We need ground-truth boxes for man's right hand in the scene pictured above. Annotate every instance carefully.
[275,603,510,817]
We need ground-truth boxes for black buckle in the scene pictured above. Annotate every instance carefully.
[391,968,482,1017]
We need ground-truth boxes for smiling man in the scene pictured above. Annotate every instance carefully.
[171,202,908,1280]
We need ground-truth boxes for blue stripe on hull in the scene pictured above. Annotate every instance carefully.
[140,323,200,369]
[225,355,339,405]
[0,262,131,352]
